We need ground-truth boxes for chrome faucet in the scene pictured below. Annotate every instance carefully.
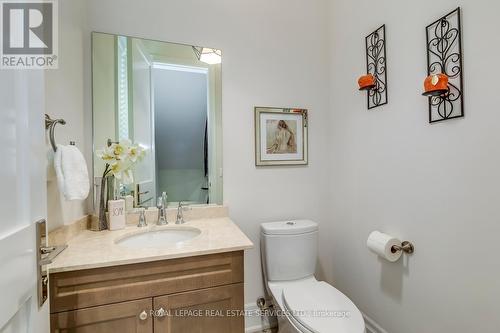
[176,201,188,224]
[156,193,168,226]
[137,208,147,228]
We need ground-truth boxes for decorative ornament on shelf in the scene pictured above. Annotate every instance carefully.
[358,24,388,109]
[95,140,145,230]
[424,7,464,123]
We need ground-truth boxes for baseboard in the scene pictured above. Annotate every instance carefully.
[244,305,387,333]
[245,303,273,333]
[363,312,389,333]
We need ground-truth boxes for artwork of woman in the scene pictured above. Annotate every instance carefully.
[266,120,297,154]
[255,107,307,166]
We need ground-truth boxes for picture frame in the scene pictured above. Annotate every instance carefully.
[254,107,308,166]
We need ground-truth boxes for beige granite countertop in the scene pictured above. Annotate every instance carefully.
[48,217,253,273]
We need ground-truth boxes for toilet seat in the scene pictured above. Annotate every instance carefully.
[282,281,365,333]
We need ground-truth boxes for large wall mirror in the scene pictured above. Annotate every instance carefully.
[92,32,222,209]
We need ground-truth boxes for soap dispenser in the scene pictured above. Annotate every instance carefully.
[108,188,126,231]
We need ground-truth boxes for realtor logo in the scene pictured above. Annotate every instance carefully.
[1,0,58,69]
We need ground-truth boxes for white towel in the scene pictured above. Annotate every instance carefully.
[54,144,90,201]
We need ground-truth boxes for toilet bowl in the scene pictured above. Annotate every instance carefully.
[261,220,365,333]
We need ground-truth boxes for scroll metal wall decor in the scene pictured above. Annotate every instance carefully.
[365,24,388,109]
[425,7,464,123]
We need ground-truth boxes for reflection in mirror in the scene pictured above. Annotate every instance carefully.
[92,32,222,210]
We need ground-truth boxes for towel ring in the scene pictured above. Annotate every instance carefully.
[45,114,66,152]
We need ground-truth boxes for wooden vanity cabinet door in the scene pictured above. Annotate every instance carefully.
[50,298,153,333]
[153,283,244,333]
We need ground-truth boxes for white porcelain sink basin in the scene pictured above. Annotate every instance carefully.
[116,227,201,249]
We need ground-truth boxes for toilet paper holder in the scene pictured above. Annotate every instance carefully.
[391,241,415,254]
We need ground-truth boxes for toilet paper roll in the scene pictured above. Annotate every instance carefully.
[367,231,402,262]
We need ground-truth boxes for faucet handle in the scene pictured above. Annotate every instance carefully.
[157,197,164,209]
[137,208,147,228]
[156,197,168,226]
[176,201,188,224]
[178,201,191,211]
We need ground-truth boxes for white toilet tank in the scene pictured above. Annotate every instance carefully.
[261,220,318,281]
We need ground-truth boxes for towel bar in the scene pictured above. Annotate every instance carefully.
[45,114,66,152]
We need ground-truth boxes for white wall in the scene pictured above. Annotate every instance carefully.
[45,0,88,231]
[82,0,331,304]
[326,1,500,332]
[92,33,116,178]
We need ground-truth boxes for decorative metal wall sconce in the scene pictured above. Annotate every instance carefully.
[358,25,388,109]
[424,7,464,123]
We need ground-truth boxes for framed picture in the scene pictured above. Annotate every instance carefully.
[254,107,308,166]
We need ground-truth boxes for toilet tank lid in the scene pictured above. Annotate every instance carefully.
[261,220,318,235]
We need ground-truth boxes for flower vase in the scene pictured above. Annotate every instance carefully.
[98,175,108,230]
[106,175,115,210]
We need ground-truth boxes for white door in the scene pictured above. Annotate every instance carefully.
[0,69,49,333]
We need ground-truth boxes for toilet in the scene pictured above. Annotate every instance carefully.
[261,220,365,333]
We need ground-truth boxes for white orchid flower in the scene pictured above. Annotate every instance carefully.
[109,161,124,177]
[128,144,144,163]
[110,142,128,161]
[98,140,146,183]
[96,148,115,162]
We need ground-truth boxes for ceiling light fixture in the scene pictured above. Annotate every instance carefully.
[192,46,222,65]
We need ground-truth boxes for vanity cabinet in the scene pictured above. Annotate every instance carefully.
[49,251,244,333]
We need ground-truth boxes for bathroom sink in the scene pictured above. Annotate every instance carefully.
[116,227,201,249]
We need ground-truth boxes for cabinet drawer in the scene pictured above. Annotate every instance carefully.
[50,298,153,333]
[50,251,243,313]
[154,283,244,333]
